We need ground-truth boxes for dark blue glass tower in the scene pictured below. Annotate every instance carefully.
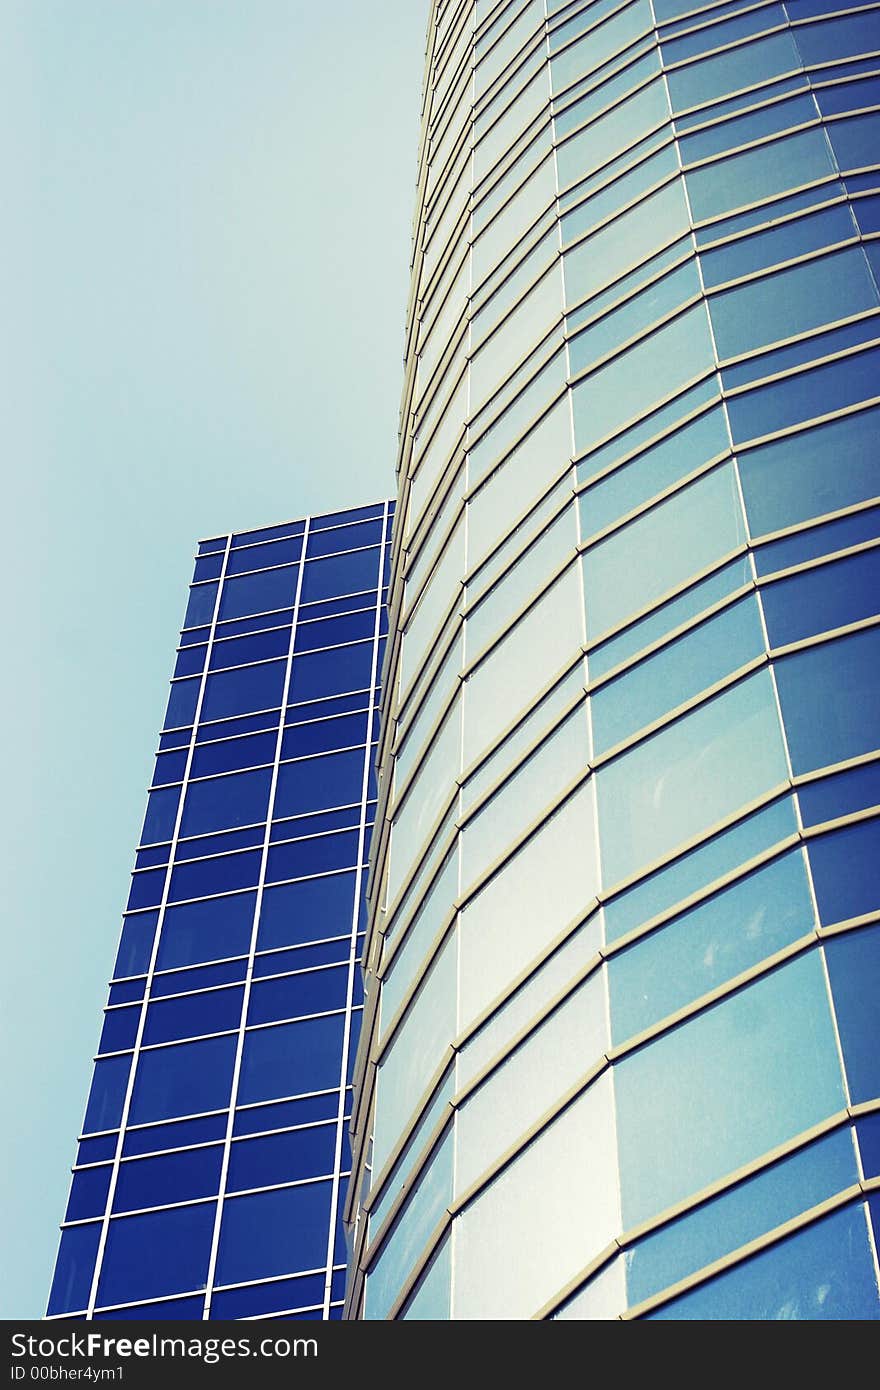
[47,501,392,1321]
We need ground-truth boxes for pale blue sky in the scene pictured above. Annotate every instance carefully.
[1,0,427,1318]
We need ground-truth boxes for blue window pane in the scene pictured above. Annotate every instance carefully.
[121,1113,227,1157]
[738,406,880,537]
[762,549,880,647]
[47,1223,101,1314]
[180,768,272,837]
[227,1123,337,1191]
[253,938,348,977]
[257,874,356,952]
[139,789,180,839]
[578,406,729,538]
[127,869,165,911]
[281,711,369,759]
[173,645,206,678]
[728,346,880,443]
[226,537,302,575]
[598,671,789,887]
[616,950,846,1226]
[99,1006,141,1055]
[556,49,662,139]
[401,1236,452,1320]
[84,1055,132,1134]
[663,2,785,63]
[219,567,299,621]
[199,536,225,553]
[216,610,294,639]
[151,957,247,999]
[288,642,374,703]
[152,748,189,785]
[824,922,880,1103]
[300,549,381,603]
[365,1130,454,1320]
[211,1273,325,1318]
[271,807,360,842]
[201,660,287,722]
[93,1295,204,1319]
[294,609,376,652]
[724,316,880,389]
[275,749,364,819]
[857,1113,880,1179]
[210,628,291,669]
[77,1134,118,1164]
[811,68,878,113]
[265,830,359,885]
[799,761,880,827]
[113,1146,224,1213]
[168,850,262,902]
[135,844,169,870]
[233,1091,340,1137]
[183,583,218,630]
[590,555,752,680]
[593,596,766,754]
[96,1203,215,1305]
[179,627,210,650]
[647,1203,880,1320]
[247,966,349,1025]
[190,730,277,778]
[215,1182,332,1284]
[129,1035,237,1124]
[197,709,280,741]
[708,247,878,359]
[113,912,158,978]
[754,504,880,576]
[828,109,880,172]
[299,591,377,623]
[176,825,264,861]
[562,140,678,230]
[667,29,801,110]
[160,726,194,748]
[238,1015,344,1104]
[307,520,383,556]
[572,304,716,456]
[570,262,702,377]
[156,892,256,970]
[231,521,303,548]
[605,795,798,942]
[567,231,692,337]
[628,1126,859,1306]
[164,678,200,730]
[108,980,145,1006]
[142,986,244,1045]
[609,849,816,1042]
[583,463,747,641]
[686,128,835,222]
[854,193,880,235]
[699,203,855,288]
[65,1165,112,1222]
[286,689,372,722]
[193,555,223,581]
[723,319,880,393]
[774,627,880,774]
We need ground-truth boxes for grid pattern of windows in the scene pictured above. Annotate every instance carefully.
[47,502,393,1323]
[346,0,880,1320]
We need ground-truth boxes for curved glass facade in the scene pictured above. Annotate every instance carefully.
[347,0,880,1320]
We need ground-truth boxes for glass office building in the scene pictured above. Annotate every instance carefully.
[47,501,393,1322]
[346,0,880,1319]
